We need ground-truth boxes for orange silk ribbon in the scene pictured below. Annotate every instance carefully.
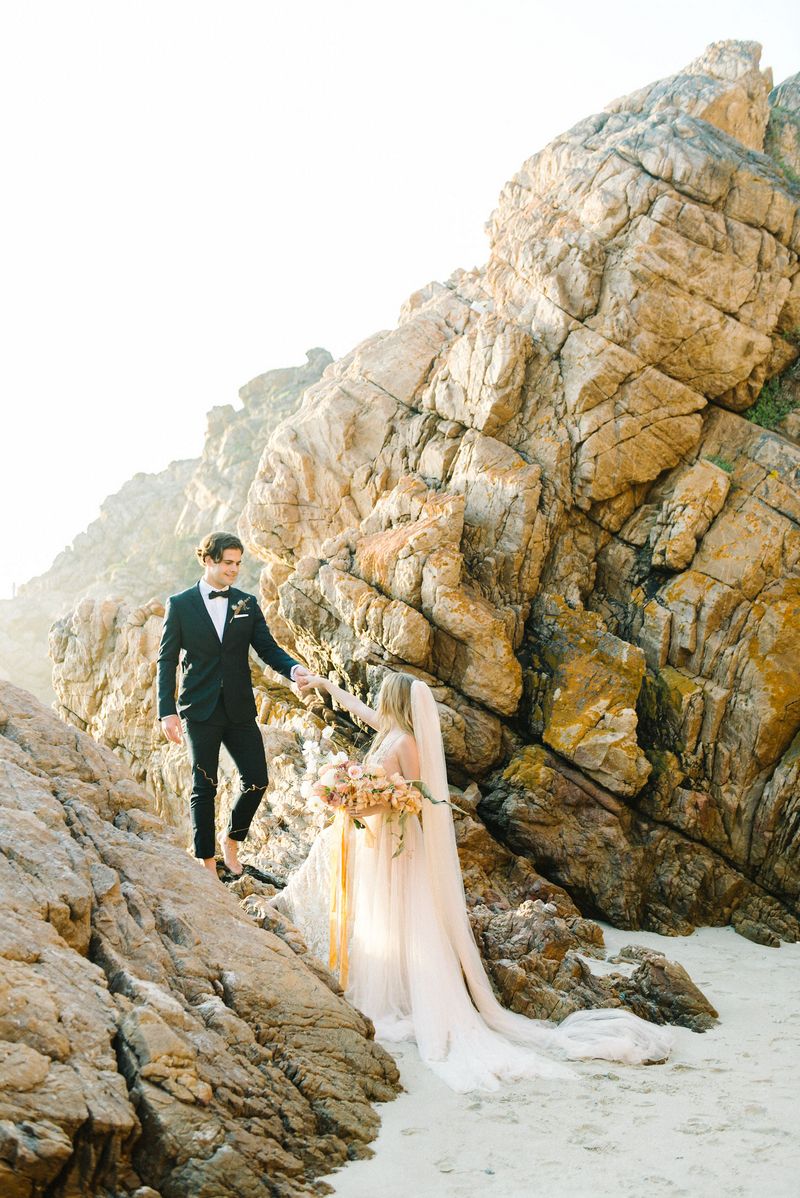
[328,808,349,988]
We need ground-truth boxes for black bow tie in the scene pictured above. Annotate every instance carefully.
[208,590,229,600]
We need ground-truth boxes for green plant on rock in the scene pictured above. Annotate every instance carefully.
[643,746,671,779]
[703,454,734,473]
[775,157,800,188]
[746,360,800,431]
[765,106,800,188]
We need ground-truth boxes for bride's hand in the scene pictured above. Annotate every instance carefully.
[350,803,389,819]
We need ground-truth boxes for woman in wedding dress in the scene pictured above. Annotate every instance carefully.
[272,670,672,1092]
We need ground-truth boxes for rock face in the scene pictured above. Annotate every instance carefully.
[50,44,800,948]
[0,350,331,704]
[605,40,773,152]
[478,745,798,947]
[231,42,800,940]
[765,72,800,180]
[174,351,333,541]
[0,682,398,1198]
[47,613,718,1039]
[525,594,652,797]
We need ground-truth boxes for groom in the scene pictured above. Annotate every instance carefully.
[157,531,310,877]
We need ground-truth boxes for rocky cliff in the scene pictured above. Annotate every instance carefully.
[0,682,399,1198]
[46,616,718,1041]
[50,43,800,947]
[0,350,331,705]
[237,42,800,941]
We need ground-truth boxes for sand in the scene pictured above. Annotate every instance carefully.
[325,925,800,1198]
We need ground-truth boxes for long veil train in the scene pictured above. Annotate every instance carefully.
[272,680,672,1091]
[409,680,672,1081]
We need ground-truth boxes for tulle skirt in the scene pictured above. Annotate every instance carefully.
[271,812,672,1092]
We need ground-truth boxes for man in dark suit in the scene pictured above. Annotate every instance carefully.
[157,530,310,877]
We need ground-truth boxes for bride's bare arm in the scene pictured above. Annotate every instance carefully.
[300,674,380,730]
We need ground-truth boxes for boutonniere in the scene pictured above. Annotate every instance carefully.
[229,597,251,622]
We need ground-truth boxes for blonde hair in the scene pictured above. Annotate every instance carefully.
[371,671,415,754]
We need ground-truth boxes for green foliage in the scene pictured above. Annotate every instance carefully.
[775,156,800,188]
[765,106,800,188]
[703,454,734,473]
[746,361,800,431]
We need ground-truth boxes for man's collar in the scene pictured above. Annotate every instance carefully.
[198,578,230,596]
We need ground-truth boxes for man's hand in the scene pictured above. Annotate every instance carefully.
[161,715,183,744]
[291,665,313,690]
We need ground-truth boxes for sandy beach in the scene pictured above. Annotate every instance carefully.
[326,925,800,1198]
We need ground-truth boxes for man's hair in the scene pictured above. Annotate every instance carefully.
[195,531,244,564]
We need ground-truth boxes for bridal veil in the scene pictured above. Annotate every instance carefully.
[407,679,672,1084]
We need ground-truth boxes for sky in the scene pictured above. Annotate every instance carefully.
[1,0,798,599]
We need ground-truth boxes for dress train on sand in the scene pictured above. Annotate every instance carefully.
[271,682,672,1092]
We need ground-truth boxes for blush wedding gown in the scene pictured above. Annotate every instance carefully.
[271,680,672,1092]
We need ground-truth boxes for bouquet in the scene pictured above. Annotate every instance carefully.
[309,759,423,819]
[298,727,445,986]
[300,728,427,850]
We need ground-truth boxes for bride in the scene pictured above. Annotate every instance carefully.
[272,669,672,1092]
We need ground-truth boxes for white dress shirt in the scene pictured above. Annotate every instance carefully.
[198,577,229,641]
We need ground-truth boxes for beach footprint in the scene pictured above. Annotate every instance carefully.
[678,1117,731,1136]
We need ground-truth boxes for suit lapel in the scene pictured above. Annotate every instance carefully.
[189,583,225,644]
[221,587,243,644]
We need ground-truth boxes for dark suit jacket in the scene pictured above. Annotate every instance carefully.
[156,583,298,723]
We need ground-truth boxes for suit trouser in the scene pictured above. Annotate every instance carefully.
[182,693,268,859]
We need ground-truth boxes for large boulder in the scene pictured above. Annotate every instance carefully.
[0,682,398,1198]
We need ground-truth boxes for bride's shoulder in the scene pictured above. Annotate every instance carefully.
[387,730,415,751]
[375,730,416,767]
[394,732,420,769]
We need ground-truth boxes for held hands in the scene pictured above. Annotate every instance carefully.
[297,673,329,696]
[161,715,183,744]
[291,665,314,690]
